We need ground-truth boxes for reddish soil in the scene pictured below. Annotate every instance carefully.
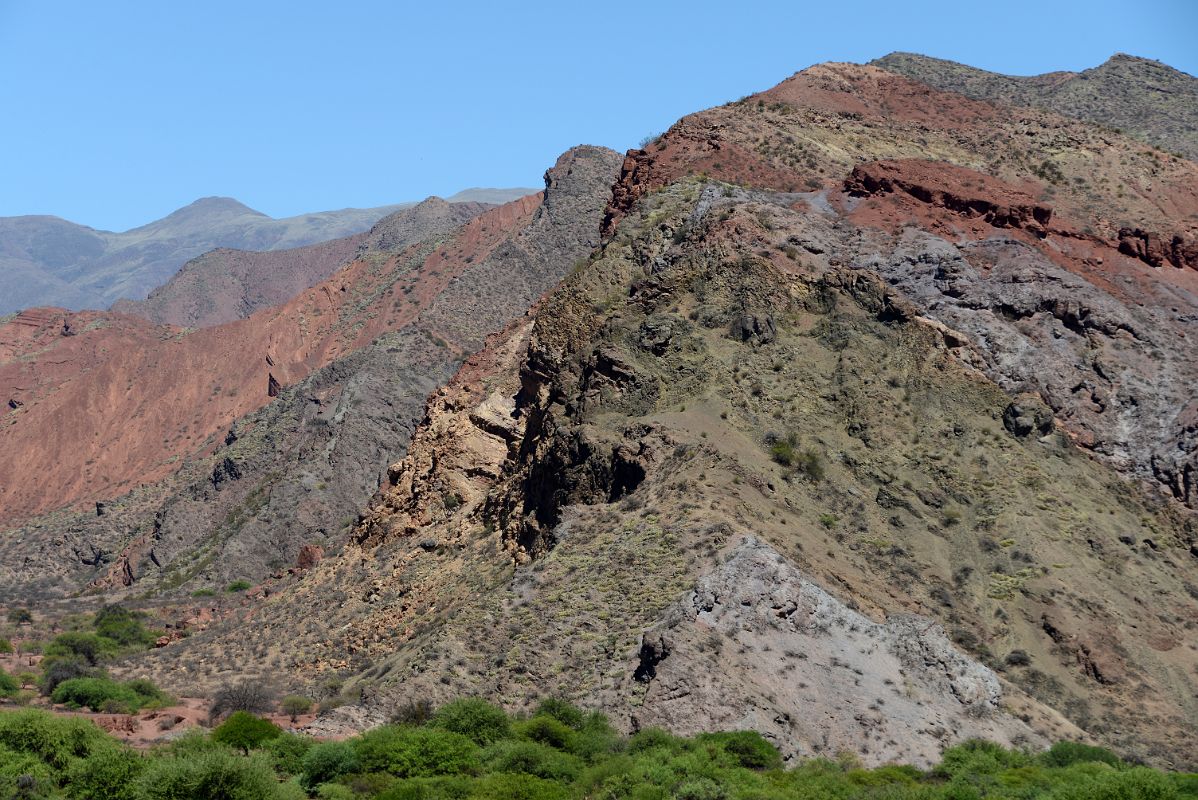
[0,194,542,526]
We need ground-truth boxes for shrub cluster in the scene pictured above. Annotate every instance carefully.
[0,701,1194,800]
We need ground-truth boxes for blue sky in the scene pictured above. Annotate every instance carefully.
[1,0,1194,231]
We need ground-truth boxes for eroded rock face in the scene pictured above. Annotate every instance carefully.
[633,536,1039,767]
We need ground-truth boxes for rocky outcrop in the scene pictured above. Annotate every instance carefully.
[1117,227,1198,271]
[633,537,1041,767]
[845,160,1053,235]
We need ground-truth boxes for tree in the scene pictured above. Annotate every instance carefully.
[211,712,281,754]
[6,608,32,625]
[210,680,277,721]
[280,695,313,723]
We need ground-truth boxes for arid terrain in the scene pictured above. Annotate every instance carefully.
[3,53,1197,775]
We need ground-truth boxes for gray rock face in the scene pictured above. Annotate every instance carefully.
[633,536,1040,767]
[849,226,1198,504]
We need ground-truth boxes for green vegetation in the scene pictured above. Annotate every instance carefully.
[282,695,314,722]
[1,702,1194,800]
[212,711,282,754]
[50,676,169,713]
[32,606,164,700]
[226,579,253,592]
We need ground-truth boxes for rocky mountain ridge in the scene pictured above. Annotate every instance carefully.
[124,58,1198,768]
[872,52,1198,161]
[0,147,621,601]
[0,188,537,314]
[112,198,498,328]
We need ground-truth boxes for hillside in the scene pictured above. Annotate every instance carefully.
[0,146,621,600]
[0,188,537,314]
[112,198,498,328]
[872,52,1198,161]
[123,59,1198,770]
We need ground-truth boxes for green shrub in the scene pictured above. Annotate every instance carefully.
[51,678,142,713]
[92,605,158,649]
[466,773,571,800]
[226,580,253,592]
[301,741,360,791]
[211,711,281,753]
[63,742,143,800]
[533,699,585,730]
[376,776,475,800]
[430,699,510,745]
[354,725,480,778]
[0,672,18,698]
[0,708,111,770]
[0,639,12,655]
[516,715,577,752]
[696,730,783,770]
[481,739,583,781]
[43,632,113,666]
[38,657,95,695]
[125,678,170,707]
[281,695,313,722]
[1040,741,1123,768]
[136,749,282,800]
[264,732,313,775]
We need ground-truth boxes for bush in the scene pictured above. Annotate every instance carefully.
[211,711,281,753]
[696,730,783,770]
[281,695,313,722]
[38,657,95,695]
[125,678,170,707]
[301,740,360,791]
[516,715,576,752]
[466,773,571,800]
[63,742,143,800]
[533,699,585,730]
[481,739,583,781]
[1040,741,1123,768]
[137,749,282,800]
[430,699,510,746]
[43,632,113,667]
[51,677,142,713]
[210,680,277,720]
[0,639,12,655]
[0,672,18,698]
[92,605,158,649]
[6,608,32,625]
[354,726,480,778]
[0,708,111,770]
[226,580,253,592]
[264,733,314,776]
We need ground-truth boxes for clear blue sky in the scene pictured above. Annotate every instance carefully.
[1,0,1194,232]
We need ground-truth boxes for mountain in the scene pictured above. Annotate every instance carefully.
[0,189,538,314]
[0,146,621,600]
[872,52,1198,161]
[117,58,1198,769]
[112,198,501,328]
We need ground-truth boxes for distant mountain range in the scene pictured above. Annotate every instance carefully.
[0,188,537,314]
